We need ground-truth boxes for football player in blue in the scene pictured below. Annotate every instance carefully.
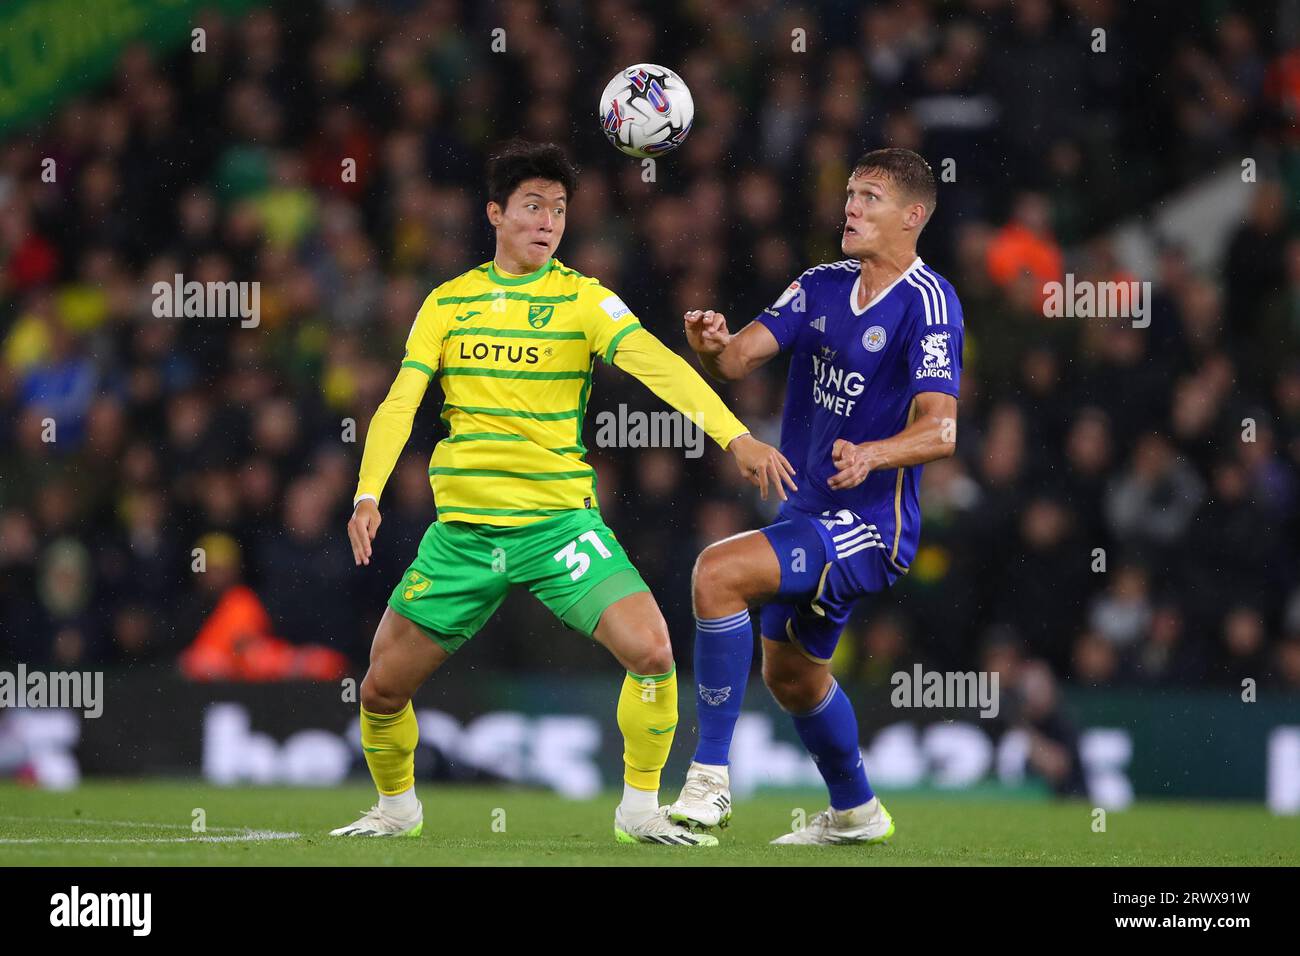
[668,148,963,844]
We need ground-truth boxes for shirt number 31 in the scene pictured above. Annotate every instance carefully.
[553,530,613,581]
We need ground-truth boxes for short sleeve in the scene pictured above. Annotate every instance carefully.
[401,288,448,378]
[904,281,963,398]
[578,280,643,363]
[753,272,811,352]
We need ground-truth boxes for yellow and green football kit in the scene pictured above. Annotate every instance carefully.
[353,257,750,796]
[354,256,749,642]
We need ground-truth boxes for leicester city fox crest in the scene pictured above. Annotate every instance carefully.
[862,325,887,352]
[698,685,732,706]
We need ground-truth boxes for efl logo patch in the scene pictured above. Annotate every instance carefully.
[528,305,554,328]
[771,280,800,310]
[599,295,631,320]
[862,325,887,352]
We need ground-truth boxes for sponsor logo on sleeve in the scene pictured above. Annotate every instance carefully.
[770,279,800,312]
[599,295,631,320]
[915,330,953,380]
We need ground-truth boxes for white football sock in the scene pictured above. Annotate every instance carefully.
[379,786,420,819]
[620,782,659,822]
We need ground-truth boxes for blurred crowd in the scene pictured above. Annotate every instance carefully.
[2,0,1298,693]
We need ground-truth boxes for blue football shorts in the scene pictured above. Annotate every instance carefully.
[758,508,903,663]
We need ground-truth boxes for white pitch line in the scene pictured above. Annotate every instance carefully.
[0,815,255,833]
[0,831,301,845]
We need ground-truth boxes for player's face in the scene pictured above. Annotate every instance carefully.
[842,170,905,258]
[491,178,567,271]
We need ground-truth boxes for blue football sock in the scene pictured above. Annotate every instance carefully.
[692,609,753,766]
[790,679,874,810]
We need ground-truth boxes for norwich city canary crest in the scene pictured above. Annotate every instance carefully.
[528,305,554,328]
[402,571,431,601]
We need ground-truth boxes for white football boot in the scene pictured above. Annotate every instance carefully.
[667,762,733,830]
[329,800,424,838]
[770,797,894,845]
[615,806,719,846]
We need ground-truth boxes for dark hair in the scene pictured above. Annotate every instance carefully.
[852,147,937,219]
[486,139,578,209]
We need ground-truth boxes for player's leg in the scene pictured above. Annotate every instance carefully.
[591,590,677,815]
[333,521,508,837]
[763,635,894,845]
[690,530,782,763]
[521,509,715,845]
[330,608,448,837]
[667,527,787,828]
[753,512,898,844]
[590,591,712,845]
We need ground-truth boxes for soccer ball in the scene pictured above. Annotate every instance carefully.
[598,63,694,158]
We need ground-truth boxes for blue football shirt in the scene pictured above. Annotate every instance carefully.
[754,257,964,573]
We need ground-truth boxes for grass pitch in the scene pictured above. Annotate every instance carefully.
[1,780,1296,866]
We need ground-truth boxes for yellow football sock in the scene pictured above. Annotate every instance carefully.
[360,700,419,795]
[617,667,678,791]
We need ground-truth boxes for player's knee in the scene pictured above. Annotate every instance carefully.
[360,672,409,715]
[762,661,826,714]
[692,545,743,611]
[631,648,675,679]
[760,656,793,701]
[626,623,674,677]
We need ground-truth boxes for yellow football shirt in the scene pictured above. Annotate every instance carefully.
[354,257,750,526]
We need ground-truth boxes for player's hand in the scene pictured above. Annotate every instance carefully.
[684,309,730,355]
[348,498,382,566]
[828,439,875,490]
[729,433,798,501]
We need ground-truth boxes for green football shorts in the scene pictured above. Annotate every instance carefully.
[388,508,650,653]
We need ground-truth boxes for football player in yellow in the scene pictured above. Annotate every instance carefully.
[331,140,796,845]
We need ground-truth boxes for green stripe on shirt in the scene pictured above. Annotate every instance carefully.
[440,433,585,455]
[440,367,588,380]
[603,323,644,364]
[400,359,437,377]
[442,432,528,443]
[443,404,580,421]
[447,327,587,340]
[429,467,593,480]
[435,291,579,306]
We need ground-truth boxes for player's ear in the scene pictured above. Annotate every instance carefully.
[486,201,503,227]
[905,202,927,230]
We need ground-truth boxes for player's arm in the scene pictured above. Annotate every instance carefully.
[831,278,965,490]
[683,309,781,382]
[684,271,810,381]
[828,391,957,490]
[348,293,445,565]
[584,281,796,498]
[606,325,798,500]
[347,368,432,565]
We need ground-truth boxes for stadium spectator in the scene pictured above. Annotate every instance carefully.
[0,0,1294,705]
